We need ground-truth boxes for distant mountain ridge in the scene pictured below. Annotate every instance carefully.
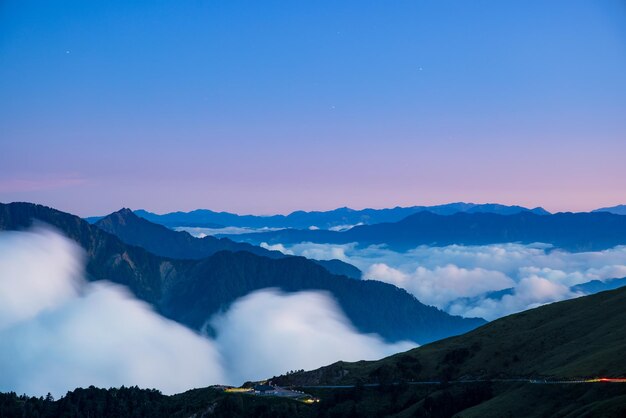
[0,202,484,343]
[593,204,626,215]
[571,277,626,294]
[86,202,549,229]
[94,208,362,279]
[454,276,626,308]
[231,211,626,251]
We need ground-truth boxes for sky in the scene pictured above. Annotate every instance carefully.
[1,0,625,216]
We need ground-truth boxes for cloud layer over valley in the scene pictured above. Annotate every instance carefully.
[0,229,414,397]
[211,290,415,385]
[0,229,224,397]
[176,226,284,237]
[260,241,626,320]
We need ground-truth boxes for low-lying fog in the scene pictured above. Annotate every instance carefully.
[260,241,626,320]
[0,229,414,397]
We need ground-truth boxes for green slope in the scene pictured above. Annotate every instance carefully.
[456,384,626,418]
[264,286,626,416]
[276,285,626,386]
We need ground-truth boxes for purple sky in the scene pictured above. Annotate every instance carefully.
[1,1,625,216]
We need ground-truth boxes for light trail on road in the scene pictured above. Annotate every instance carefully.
[298,377,626,389]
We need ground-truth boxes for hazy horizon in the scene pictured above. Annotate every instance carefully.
[90,200,617,218]
[1,199,623,218]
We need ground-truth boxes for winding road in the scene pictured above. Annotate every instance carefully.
[297,377,626,389]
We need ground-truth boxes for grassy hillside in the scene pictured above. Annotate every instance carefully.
[264,286,626,416]
[276,285,626,386]
[457,383,626,418]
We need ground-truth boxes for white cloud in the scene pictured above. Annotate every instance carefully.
[366,263,514,309]
[449,276,580,320]
[211,289,415,384]
[0,228,415,397]
[260,242,294,255]
[329,223,363,232]
[0,229,80,328]
[267,242,357,262]
[175,226,284,237]
[584,265,626,281]
[0,228,224,397]
[262,241,626,321]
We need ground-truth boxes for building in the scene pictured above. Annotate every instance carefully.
[253,384,277,395]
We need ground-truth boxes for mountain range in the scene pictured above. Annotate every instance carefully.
[2,201,626,416]
[94,208,362,279]
[593,204,626,215]
[86,202,550,230]
[0,202,483,343]
[231,210,626,251]
[571,277,626,294]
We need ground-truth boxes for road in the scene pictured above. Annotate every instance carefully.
[298,377,626,389]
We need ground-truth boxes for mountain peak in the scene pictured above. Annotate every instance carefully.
[116,208,135,216]
[96,208,146,228]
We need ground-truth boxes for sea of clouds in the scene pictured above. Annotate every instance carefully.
[260,241,626,320]
[175,226,284,237]
[0,228,414,397]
